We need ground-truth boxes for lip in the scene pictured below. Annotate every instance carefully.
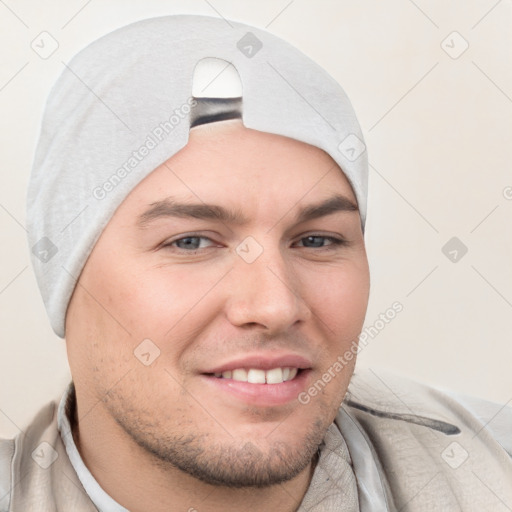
[201,369,312,407]
[200,352,314,407]
[203,352,313,374]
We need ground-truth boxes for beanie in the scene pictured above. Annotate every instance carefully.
[26,14,368,338]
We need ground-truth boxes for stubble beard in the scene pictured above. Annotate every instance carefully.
[108,399,329,488]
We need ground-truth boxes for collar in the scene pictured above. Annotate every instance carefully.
[57,383,129,512]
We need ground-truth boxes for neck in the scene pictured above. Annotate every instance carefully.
[71,392,317,512]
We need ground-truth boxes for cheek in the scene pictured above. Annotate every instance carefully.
[304,260,370,341]
[298,263,368,411]
[109,262,226,346]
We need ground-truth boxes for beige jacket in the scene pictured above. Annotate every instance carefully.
[1,369,511,511]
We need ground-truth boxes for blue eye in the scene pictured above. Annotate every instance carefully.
[296,236,346,249]
[168,236,213,251]
[162,234,347,254]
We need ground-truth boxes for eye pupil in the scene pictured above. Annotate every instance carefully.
[304,236,323,248]
[177,237,200,249]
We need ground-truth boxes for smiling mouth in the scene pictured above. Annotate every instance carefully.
[208,367,301,384]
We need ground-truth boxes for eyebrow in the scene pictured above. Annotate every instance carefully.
[137,193,358,229]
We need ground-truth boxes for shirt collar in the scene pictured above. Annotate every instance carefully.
[57,382,129,512]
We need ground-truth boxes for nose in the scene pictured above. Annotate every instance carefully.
[225,241,312,334]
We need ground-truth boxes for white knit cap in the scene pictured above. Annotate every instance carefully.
[26,14,368,338]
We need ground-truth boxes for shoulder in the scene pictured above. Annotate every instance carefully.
[0,401,59,512]
[439,387,512,456]
[0,436,15,512]
[344,368,512,455]
[336,369,512,510]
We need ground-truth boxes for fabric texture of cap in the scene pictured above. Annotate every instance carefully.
[26,14,369,338]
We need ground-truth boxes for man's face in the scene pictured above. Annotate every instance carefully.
[66,120,370,487]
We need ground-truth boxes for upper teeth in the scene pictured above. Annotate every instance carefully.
[213,368,298,384]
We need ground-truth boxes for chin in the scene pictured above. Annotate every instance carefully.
[145,427,324,488]
[113,404,328,488]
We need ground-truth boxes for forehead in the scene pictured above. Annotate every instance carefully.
[118,121,358,220]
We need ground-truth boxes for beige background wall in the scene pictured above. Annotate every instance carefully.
[1,0,511,438]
